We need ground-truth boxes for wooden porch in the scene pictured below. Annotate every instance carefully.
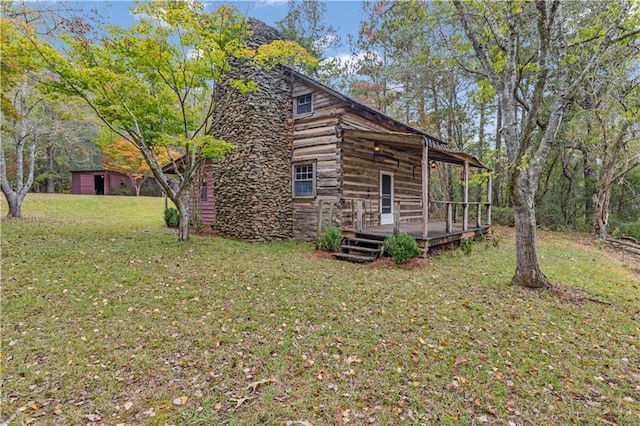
[342,221,491,250]
[319,198,492,262]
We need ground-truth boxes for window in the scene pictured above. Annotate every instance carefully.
[296,94,312,115]
[293,163,315,197]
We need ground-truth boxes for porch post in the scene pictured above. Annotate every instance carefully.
[317,201,324,236]
[463,161,469,232]
[487,173,492,226]
[421,143,429,241]
[393,200,401,235]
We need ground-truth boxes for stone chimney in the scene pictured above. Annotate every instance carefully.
[211,19,295,242]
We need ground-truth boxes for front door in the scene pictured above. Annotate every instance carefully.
[380,171,394,225]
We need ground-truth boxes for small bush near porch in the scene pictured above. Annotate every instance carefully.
[384,233,422,263]
[2,194,639,425]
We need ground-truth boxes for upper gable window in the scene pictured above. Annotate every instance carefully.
[296,94,313,115]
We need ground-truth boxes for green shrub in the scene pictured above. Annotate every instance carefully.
[460,238,473,255]
[492,206,515,226]
[384,233,422,264]
[164,207,180,228]
[190,213,203,231]
[316,227,343,252]
[612,221,640,241]
[110,186,133,196]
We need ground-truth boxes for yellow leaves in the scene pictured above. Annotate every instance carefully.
[228,79,257,94]
[254,40,319,71]
[101,139,181,177]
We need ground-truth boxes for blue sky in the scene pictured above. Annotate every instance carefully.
[81,1,367,60]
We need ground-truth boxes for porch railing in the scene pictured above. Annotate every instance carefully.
[430,200,492,233]
[336,197,491,236]
[340,196,424,233]
[340,197,382,232]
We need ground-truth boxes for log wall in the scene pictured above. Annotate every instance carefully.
[291,80,346,239]
[341,138,424,223]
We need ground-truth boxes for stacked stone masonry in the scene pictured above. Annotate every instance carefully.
[212,19,295,242]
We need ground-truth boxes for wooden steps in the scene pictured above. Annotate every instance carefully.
[332,234,385,263]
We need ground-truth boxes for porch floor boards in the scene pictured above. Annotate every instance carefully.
[343,221,491,249]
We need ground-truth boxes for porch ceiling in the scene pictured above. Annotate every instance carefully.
[340,128,490,170]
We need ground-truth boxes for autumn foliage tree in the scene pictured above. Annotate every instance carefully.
[101,140,178,196]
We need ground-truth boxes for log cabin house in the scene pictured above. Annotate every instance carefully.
[166,20,492,261]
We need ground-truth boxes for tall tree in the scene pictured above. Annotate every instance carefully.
[24,0,314,240]
[580,64,640,239]
[453,0,639,288]
[34,95,101,193]
[0,9,50,217]
[276,0,340,61]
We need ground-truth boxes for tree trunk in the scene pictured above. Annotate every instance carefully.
[592,188,611,240]
[0,82,37,219]
[176,190,191,241]
[133,177,144,197]
[5,193,21,218]
[581,145,596,226]
[492,97,503,207]
[46,145,55,193]
[511,185,550,288]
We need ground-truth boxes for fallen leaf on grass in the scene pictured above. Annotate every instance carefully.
[247,378,275,393]
[231,396,254,408]
[173,395,188,406]
[123,402,133,410]
[83,414,101,422]
[453,357,468,368]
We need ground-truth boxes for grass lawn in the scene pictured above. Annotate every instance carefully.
[1,194,639,425]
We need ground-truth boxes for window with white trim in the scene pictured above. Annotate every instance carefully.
[293,163,315,197]
[296,94,313,115]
